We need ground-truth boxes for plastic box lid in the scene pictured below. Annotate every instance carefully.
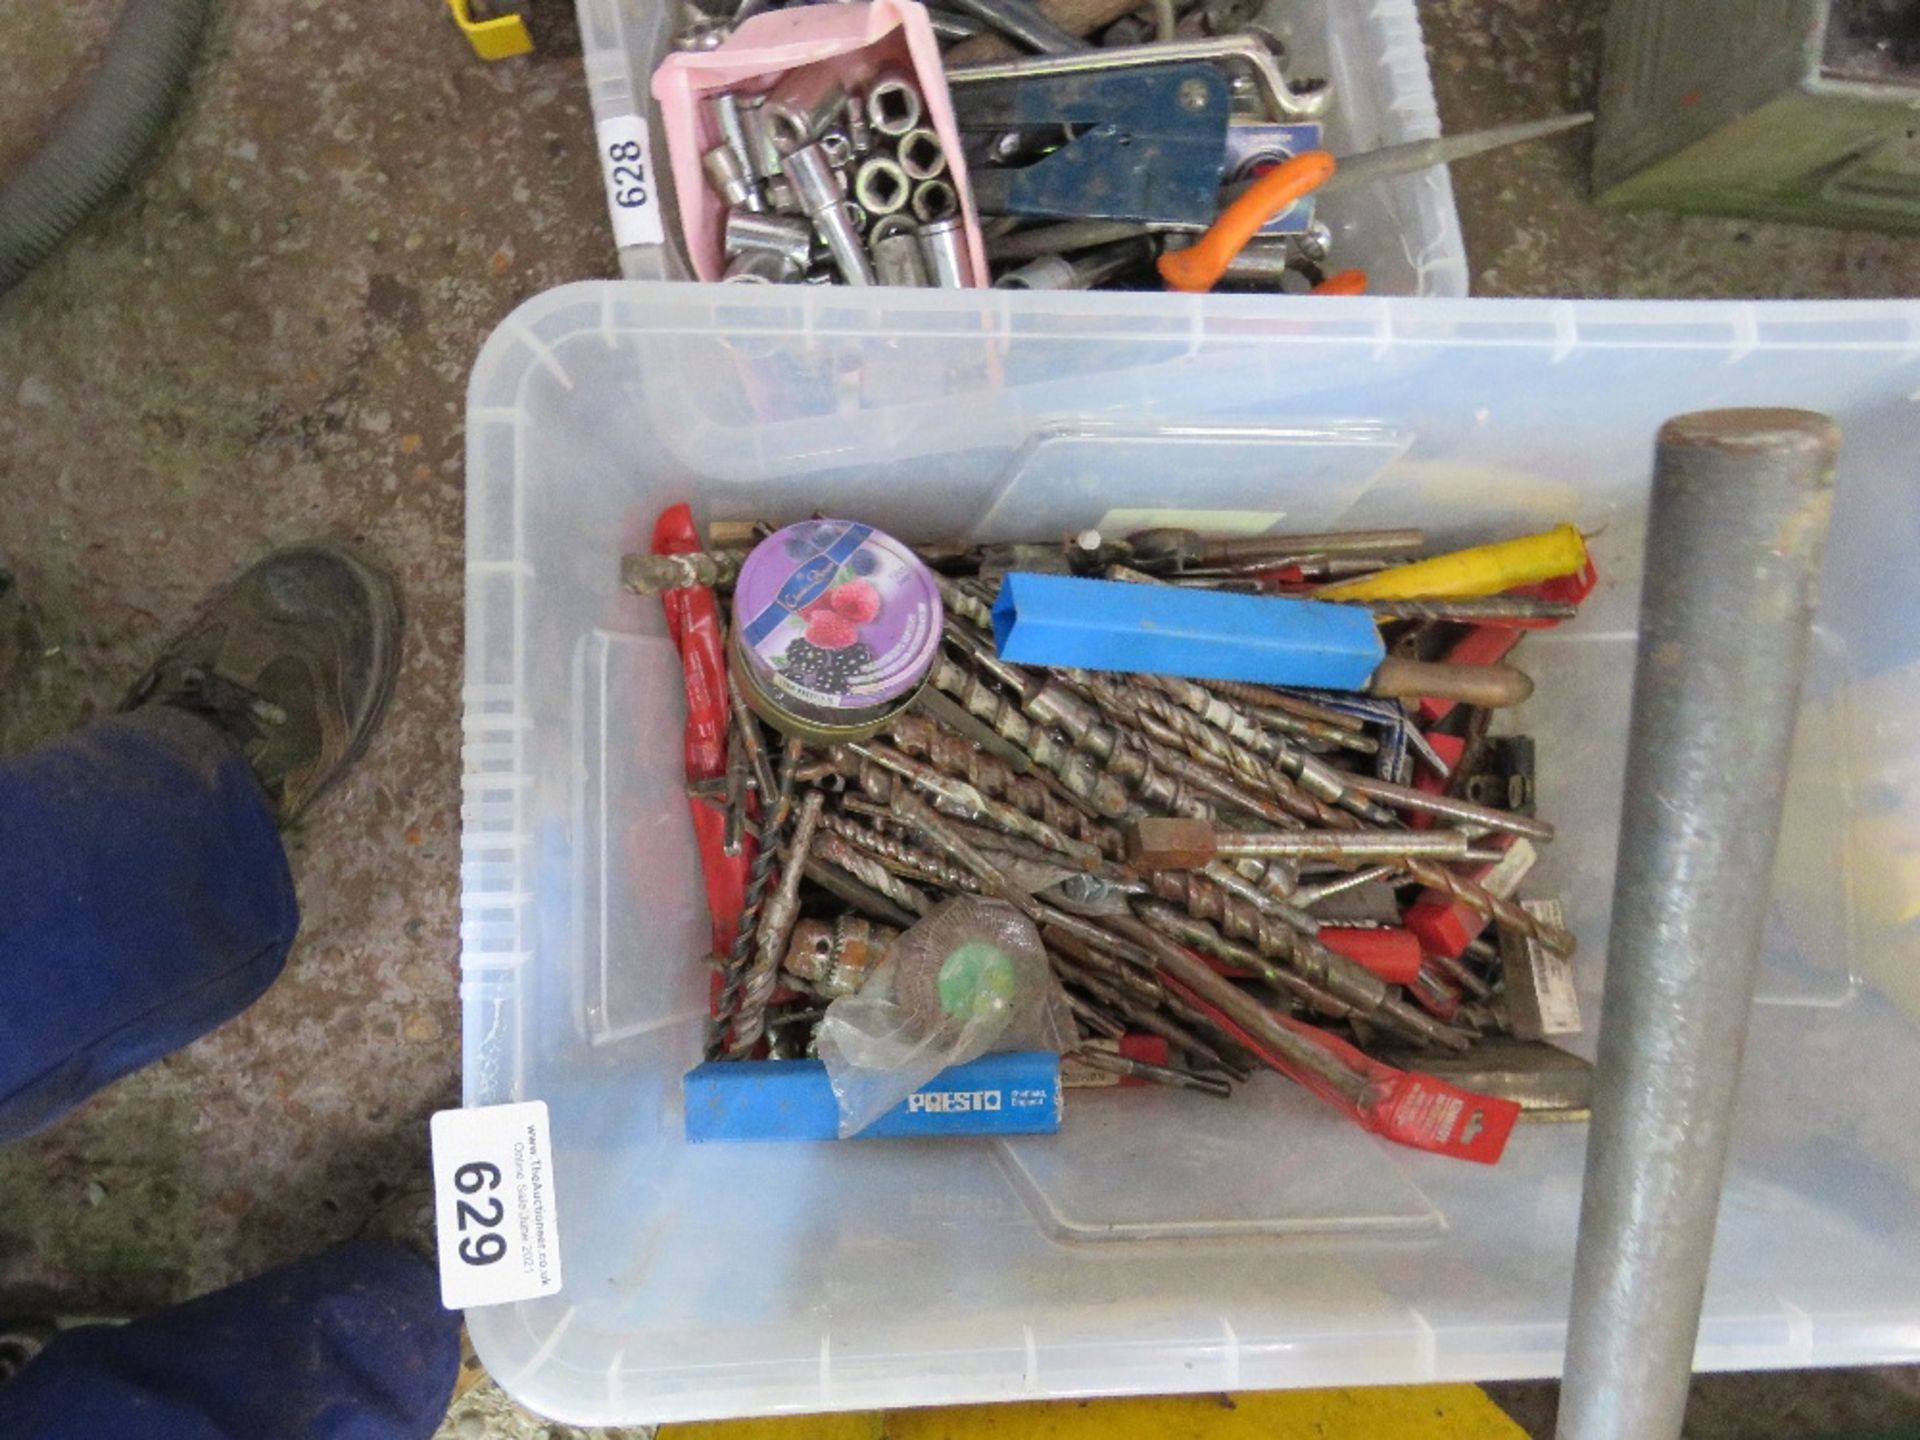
[462,282,1920,1427]
[569,0,1468,295]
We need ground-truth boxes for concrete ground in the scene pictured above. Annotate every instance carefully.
[0,1,1916,1437]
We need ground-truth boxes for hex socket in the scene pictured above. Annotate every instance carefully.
[764,67,847,147]
[896,127,947,181]
[703,146,763,212]
[917,215,974,288]
[724,211,813,268]
[910,178,957,224]
[865,72,923,136]
[852,156,911,216]
[873,229,930,287]
[723,251,803,284]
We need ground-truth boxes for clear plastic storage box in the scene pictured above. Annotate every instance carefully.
[462,282,1920,1426]
[571,0,1469,295]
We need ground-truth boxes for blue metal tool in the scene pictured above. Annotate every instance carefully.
[951,63,1231,224]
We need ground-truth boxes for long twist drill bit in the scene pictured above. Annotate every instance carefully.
[1141,673,1396,825]
[1400,855,1577,956]
[820,810,981,892]
[711,738,802,1056]
[847,741,1103,866]
[809,828,935,917]
[887,709,1125,856]
[728,788,826,1059]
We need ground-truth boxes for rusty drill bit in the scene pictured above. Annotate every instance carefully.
[1135,899,1470,1052]
[810,828,935,917]
[1400,855,1577,957]
[721,725,749,857]
[840,788,1102,874]
[887,709,1125,855]
[1136,673,1395,826]
[1070,1047,1234,1098]
[1062,989,1128,1041]
[1288,864,1398,909]
[620,548,746,595]
[1356,596,1579,623]
[710,738,804,1057]
[1107,915,1376,1109]
[820,809,981,892]
[847,740,1104,867]
[1129,816,1477,868]
[728,670,778,804]
[1196,678,1367,733]
[933,573,997,631]
[1063,962,1238,1075]
[728,787,826,1058]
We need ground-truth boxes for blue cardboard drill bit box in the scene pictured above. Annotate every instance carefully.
[683,1052,1061,1142]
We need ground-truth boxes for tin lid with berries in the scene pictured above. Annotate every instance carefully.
[730,519,943,742]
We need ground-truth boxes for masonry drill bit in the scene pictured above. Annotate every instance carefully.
[1070,1047,1235,1098]
[933,573,997,631]
[848,741,1104,866]
[1122,526,1426,571]
[710,737,802,1057]
[887,710,1126,854]
[1134,898,1470,1051]
[1400,855,1577,957]
[728,787,826,1058]
[1357,596,1579,623]
[1288,864,1397,909]
[841,789,1099,874]
[721,726,749,857]
[728,670,778,804]
[810,828,935,917]
[821,809,981,892]
[1197,678,1366,733]
[802,857,920,929]
[1138,673,1395,825]
[1130,816,1478,868]
[1064,964,1237,1075]
[1063,989,1128,1041]
[620,548,746,595]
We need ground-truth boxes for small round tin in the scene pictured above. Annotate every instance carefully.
[730,519,943,743]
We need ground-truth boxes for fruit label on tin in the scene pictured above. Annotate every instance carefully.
[734,521,941,713]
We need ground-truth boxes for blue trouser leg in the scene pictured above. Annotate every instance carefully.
[0,1239,461,1440]
[0,707,299,1141]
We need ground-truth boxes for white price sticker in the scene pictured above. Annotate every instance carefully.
[595,114,665,249]
[1523,898,1582,1036]
[430,1101,564,1310]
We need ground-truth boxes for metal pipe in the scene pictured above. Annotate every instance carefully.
[1556,409,1838,1440]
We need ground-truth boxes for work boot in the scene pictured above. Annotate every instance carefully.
[124,544,402,826]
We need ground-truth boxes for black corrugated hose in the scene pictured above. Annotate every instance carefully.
[0,0,215,296]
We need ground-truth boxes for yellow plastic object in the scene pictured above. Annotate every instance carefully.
[445,0,532,59]
[1318,523,1589,602]
[661,1386,1528,1440]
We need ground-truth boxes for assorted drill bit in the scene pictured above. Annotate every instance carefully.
[666,517,1587,1111]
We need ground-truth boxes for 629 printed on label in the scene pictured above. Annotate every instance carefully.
[430,1101,564,1309]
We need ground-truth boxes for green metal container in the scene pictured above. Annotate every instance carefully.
[1595,0,1920,230]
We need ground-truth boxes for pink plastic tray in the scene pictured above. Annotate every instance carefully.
[652,0,990,285]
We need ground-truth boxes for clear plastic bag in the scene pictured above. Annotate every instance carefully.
[815,895,1073,1137]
